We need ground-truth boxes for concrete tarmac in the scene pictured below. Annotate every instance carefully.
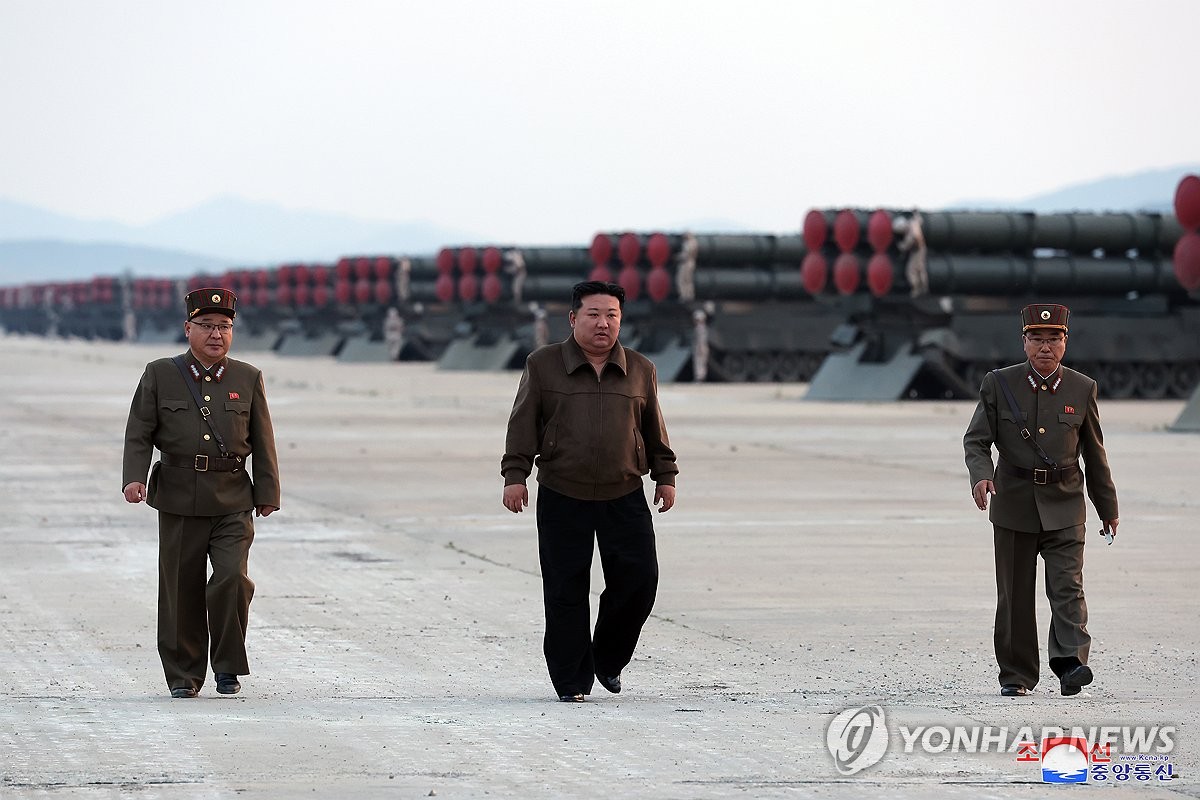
[1,335,1195,799]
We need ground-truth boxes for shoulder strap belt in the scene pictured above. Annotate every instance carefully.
[172,355,231,458]
[991,369,1056,468]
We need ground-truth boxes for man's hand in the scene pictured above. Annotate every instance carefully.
[255,505,278,517]
[1104,518,1119,540]
[123,482,147,504]
[503,484,528,513]
[972,479,995,511]
[654,484,675,513]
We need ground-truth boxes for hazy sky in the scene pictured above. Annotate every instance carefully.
[1,1,1196,242]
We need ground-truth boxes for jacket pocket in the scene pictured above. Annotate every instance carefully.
[633,429,647,473]
[161,399,190,412]
[1058,412,1083,427]
[999,409,1027,423]
[225,400,251,440]
[540,422,559,458]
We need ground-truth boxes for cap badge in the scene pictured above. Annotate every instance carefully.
[1040,310,1051,320]
[211,293,222,303]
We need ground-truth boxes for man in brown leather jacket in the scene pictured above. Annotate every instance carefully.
[964,303,1119,698]
[502,281,678,702]
[122,288,280,698]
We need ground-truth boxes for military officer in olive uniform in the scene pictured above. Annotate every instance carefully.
[964,304,1119,698]
[122,288,280,698]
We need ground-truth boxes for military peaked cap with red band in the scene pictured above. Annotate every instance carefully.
[1020,303,1069,333]
[186,287,237,319]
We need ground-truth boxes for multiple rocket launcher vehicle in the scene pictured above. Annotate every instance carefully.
[3,176,1199,401]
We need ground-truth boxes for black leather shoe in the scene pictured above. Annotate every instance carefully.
[1060,665,1093,697]
[215,673,241,695]
[558,693,586,702]
[170,687,198,698]
[1000,684,1028,697]
[596,673,622,694]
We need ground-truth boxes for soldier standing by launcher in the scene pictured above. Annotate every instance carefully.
[122,288,280,698]
[963,304,1119,698]
[501,280,678,702]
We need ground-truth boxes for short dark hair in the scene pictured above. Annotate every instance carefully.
[571,281,625,311]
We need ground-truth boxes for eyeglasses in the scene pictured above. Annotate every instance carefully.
[1024,335,1064,346]
[192,322,234,334]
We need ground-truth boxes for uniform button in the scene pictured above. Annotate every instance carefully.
[204,395,211,401]
[203,434,211,441]
[205,376,212,382]
[1041,385,1048,391]
[1038,427,1046,434]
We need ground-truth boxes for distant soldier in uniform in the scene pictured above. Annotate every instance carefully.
[122,288,281,698]
[676,232,698,303]
[502,281,678,702]
[691,308,710,382]
[896,211,928,297]
[531,304,550,349]
[506,249,527,307]
[396,257,412,304]
[383,307,405,361]
[963,303,1119,698]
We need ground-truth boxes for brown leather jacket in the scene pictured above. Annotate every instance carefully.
[502,336,678,501]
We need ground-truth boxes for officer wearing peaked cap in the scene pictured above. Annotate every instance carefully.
[963,303,1119,699]
[122,288,280,698]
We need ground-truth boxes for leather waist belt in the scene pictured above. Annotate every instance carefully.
[161,453,244,473]
[999,460,1078,485]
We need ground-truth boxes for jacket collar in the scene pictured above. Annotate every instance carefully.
[184,351,228,382]
[1025,361,1063,394]
[561,334,627,376]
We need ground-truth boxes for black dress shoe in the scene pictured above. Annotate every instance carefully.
[215,673,241,695]
[1060,664,1093,697]
[596,673,621,694]
[1000,684,1028,697]
[170,687,198,698]
[558,693,586,702]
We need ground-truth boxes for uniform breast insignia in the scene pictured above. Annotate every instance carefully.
[228,391,240,400]
[1064,405,1075,414]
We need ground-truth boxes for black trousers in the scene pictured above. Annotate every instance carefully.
[158,510,256,691]
[536,485,659,696]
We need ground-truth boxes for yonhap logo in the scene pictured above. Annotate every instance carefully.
[827,705,889,775]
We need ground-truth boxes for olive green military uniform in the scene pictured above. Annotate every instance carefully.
[964,360,1117,691]
[122,292,280,694]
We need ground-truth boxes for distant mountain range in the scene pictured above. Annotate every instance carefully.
[1,165,1196,284]
[949,164,1196,213]
[0,195,481,282]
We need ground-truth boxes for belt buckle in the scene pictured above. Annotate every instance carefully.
[194,454,209,472]
[1033,468,1048,485]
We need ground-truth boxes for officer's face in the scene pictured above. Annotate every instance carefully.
[185,312,234,365]
[570,293,621,357]
[1023,329,1067,375]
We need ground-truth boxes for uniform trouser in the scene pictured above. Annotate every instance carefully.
[158,510,256,691]
[536,485,659,696]
[993,523,1089,690]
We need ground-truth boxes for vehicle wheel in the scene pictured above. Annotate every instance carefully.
[747,352,777,382]
[1100,362,1136,399]
[719,351,750,382]
[1169,362,1200,399]
[1135,363,1170,399]
[775,352,803,382]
